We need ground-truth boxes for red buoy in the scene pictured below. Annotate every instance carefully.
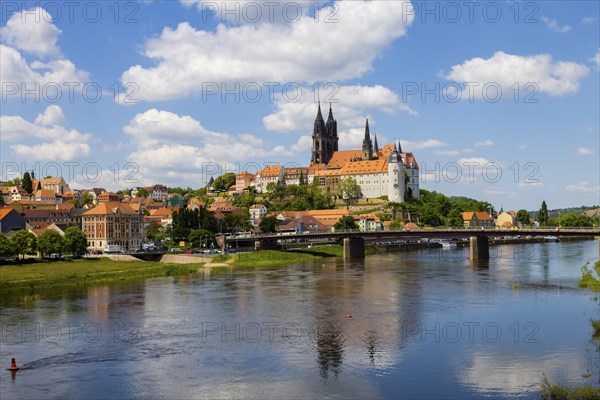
[7,358,19,371]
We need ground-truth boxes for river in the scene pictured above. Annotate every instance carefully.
[1,240,599,399]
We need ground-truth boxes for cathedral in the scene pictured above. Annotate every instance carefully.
[309,104,420,202]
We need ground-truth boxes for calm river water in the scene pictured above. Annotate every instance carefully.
[1,240,599,399]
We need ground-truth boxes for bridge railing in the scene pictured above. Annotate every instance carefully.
[224,226,600,241]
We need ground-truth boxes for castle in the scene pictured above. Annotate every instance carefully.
[237,104,420,202]
[307,104,419,202]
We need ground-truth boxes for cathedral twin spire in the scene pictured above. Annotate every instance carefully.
[312,104,401,165]
[311,103,338,165]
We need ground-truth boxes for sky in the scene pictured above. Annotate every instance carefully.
[0,0,599,211]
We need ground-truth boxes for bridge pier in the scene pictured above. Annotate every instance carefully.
[470,236,489,260]
[343,237,365,259]
[255,239,278,251]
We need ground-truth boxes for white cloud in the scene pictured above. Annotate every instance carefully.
[582,17,597,24]
[34,104,64,126]
[0,7,61,58]
[590,48,600,70]
[1,106,94,161]
[11,141,91,161]
[435,150,460,156]
[517,181,544,189]
[474,140,493,147]
[402,139,448,151]
[122,109,301,183]
[263,85,415,134]
[123,108,224,148]
[566,181,600,193]
[446,51,589,97]
[541,16,571,33]
[518,144,527,150]
[0,8,88,92]
[484,187,515,196]
[121,1,414,102]
[577,147,595,156]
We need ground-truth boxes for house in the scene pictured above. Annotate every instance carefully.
[33,189,59,203]
[2,186,30,202]
[23,208,82,230]
[496,212,516,228]
[62,190,82,203]
[97,192,122,203]
[32,177,70,195]
[149,207,178,225]
[28,223,65,238]
[284,168,308,186]
[278,214,328,234]
[147,184,168,201]
[0,208,26,234]
[462,212,495,228]
[81,202,144,252]
[8,200,58,212]
[235,172,255,193]
[356,214,384,232]
[307,209,351,230]
[249,204,268,222]
[254,166,284,193]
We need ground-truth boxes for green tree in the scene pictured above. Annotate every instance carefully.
[136,188,149,197]
[0,234,14,257]
[339,177,362,201]
[222,213,252,233]
[212,173,237,192]
[554,213,594,227]
[516,209,531,226]
[188,229,216,248]
[2,177,22,187]
[63,226,88,257]
[22,171,33,194]
[259,216,279,233]
[81,192,93,205]
[10,230,37,260]
[446,208,464,228]
[538,200,549,226]
[333,215,359,231]
[145,220,162,240]
[38,230,64,258]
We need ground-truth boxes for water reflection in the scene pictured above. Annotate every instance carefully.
[0,240,598,399]
[316,323,345,381]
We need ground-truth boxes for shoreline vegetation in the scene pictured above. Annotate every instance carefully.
[541,260,600,400]
[0,258,202,290]
[0,245,374,290]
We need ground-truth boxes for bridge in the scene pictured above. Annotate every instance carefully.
[222,228,600,260]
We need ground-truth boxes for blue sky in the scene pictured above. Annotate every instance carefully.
[1,0,598,210]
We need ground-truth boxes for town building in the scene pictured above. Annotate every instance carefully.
[462,212,495,228]
[81,202,144,252]
[32,177,70,195]
[254,166,284,193]
[249,204,268,222]
[0,208,26,234]
[235,172,255,193]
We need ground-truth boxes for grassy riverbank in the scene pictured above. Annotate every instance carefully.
[579,260,600,291]
[0,258,201,290]
[221,244,376,268]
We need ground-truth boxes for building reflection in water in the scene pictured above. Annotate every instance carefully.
[316,322,345,380]
[310,256,424,381]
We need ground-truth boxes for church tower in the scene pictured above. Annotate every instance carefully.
[362,119,374,161]
[311,103,338,165]
[388,142,405,203]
